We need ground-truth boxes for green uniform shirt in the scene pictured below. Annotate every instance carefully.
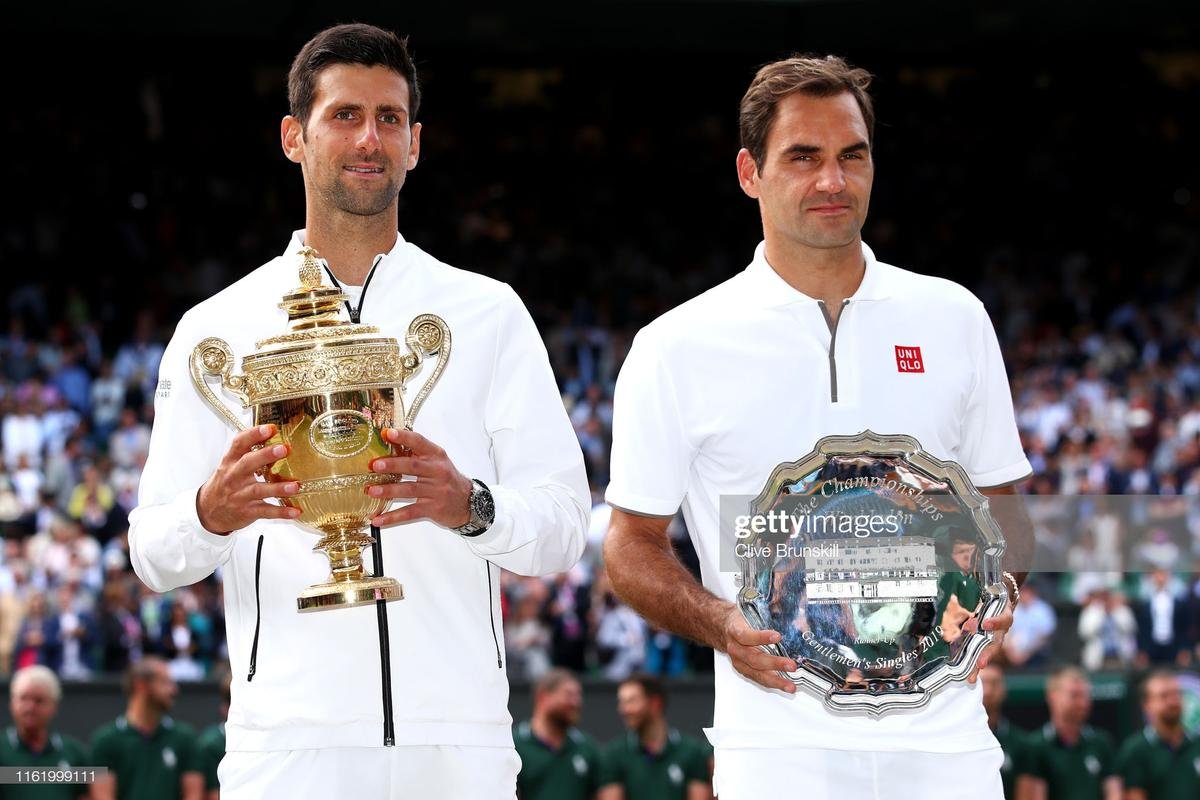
[514,721,612,800]
[0,727,90,800]
[938,570,982,614]
[604,729,709,800]
[1116,726,1200,800]
[993,718,1028,800]
[90,716,201,800]
[196,723,225,793]
[1022,723,1116,800]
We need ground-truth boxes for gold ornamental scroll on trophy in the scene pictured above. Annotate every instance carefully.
[189,247,450,612]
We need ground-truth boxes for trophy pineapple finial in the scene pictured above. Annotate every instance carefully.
[298,246,323,288]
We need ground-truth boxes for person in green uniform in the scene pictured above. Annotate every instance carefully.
[979,664,1027,800]
[0,666,89,800]
[89,657,203,800]
[196,669,229,800]
[935,532,982,640]
[1116,670,1200,800]
[1018,666,1120,800]
[603,674,711,800]
[514,668,614,800]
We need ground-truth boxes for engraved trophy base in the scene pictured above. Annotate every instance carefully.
[296,526,404,613]
[296,576,403,612]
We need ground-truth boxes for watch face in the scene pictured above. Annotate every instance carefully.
[473,488,496,524]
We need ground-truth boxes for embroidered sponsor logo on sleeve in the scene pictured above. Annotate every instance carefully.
[894,346,924,373]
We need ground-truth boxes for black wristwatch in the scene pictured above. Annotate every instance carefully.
[453,478,495,537]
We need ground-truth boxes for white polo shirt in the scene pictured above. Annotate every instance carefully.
[606,241,1031,754]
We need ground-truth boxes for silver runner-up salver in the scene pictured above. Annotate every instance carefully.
[735,430,1008,716]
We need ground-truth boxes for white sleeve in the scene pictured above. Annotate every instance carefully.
[463,287,590,577]
[957,303,1032,488]
[128,314,240,592]
[605,327,694,516]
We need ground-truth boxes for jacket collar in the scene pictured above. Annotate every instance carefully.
[279,230,409,286]
[743,239,891,308]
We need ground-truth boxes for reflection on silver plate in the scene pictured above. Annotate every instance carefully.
[736,430,1007,716]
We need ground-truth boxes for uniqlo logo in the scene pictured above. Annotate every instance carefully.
[895,346,925,373]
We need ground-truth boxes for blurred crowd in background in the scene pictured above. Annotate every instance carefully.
[1,39,1199,691]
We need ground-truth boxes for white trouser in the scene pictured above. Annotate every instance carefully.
[713,746,1003,800]
[219,745,521,799]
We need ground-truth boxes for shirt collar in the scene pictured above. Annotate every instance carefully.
[743,240,890,308]
[281,230,408,284]
[1144,725,1193,749]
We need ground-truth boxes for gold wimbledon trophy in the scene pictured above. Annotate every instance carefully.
[189,247,450,612]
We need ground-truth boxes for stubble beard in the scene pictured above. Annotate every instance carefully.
[321,174,402,217]
[795,212,863,251]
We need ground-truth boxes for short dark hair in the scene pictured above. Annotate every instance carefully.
[739,54,874,174]
[123,656,165,696]
[288,23,420,128]
[1045,665,1087,695]
[1140,669,1178,703]
[534,667,579,697]
[620,673,667,708]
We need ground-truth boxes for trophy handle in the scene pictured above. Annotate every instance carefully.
[400,314,451,429]
[190,337,251,432]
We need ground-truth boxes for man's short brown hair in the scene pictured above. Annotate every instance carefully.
[288,23,420,128]
[739,54,874,174]
[534,667,579,697]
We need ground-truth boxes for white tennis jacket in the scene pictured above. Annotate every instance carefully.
[130,231,590,751]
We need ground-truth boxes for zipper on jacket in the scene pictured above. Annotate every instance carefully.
[817,299,851,403]
[319,257,397,746]
[247,534,264,681]
[322,255,383,324]
[369,525,397,746]
[486,563,503,668]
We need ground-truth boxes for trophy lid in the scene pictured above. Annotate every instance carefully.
[255,247,381,350]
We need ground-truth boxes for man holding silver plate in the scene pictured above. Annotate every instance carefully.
[128,23,589,800]
[605,55,1033,799]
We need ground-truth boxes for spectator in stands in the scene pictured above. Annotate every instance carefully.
[2,397,45,470]
[161,601,205,682]
[1116,670,1200,799]
[54,583,96,680]
[90,656,204,800]
[979,664,1028,800]
[10,454,42,515]
[98,582,144,674]
[605,673,712,800]
[513,668,613,800]
[644,626,689,678]
[546,571,592,673]
[0,665,90,797]
[42,435,86,510]
[11,591,61,674]
[1018,666,1120,800]
[1077,588,1137,672]
[1135,568,1193,667]
[506,580,553,681]
[90,361,126,442]
[1003,580,1056,668]
[594,578,646,681]
[112,311,164,409]
[66,463,116,542]
[0,557,32,678]
[0,470,22,524]
[108,407,151,471]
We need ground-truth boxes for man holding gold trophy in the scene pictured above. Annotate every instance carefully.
[129,23,589,799]
[605,56,1034,798]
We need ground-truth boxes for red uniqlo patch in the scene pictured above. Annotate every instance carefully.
[895,346,925,373]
